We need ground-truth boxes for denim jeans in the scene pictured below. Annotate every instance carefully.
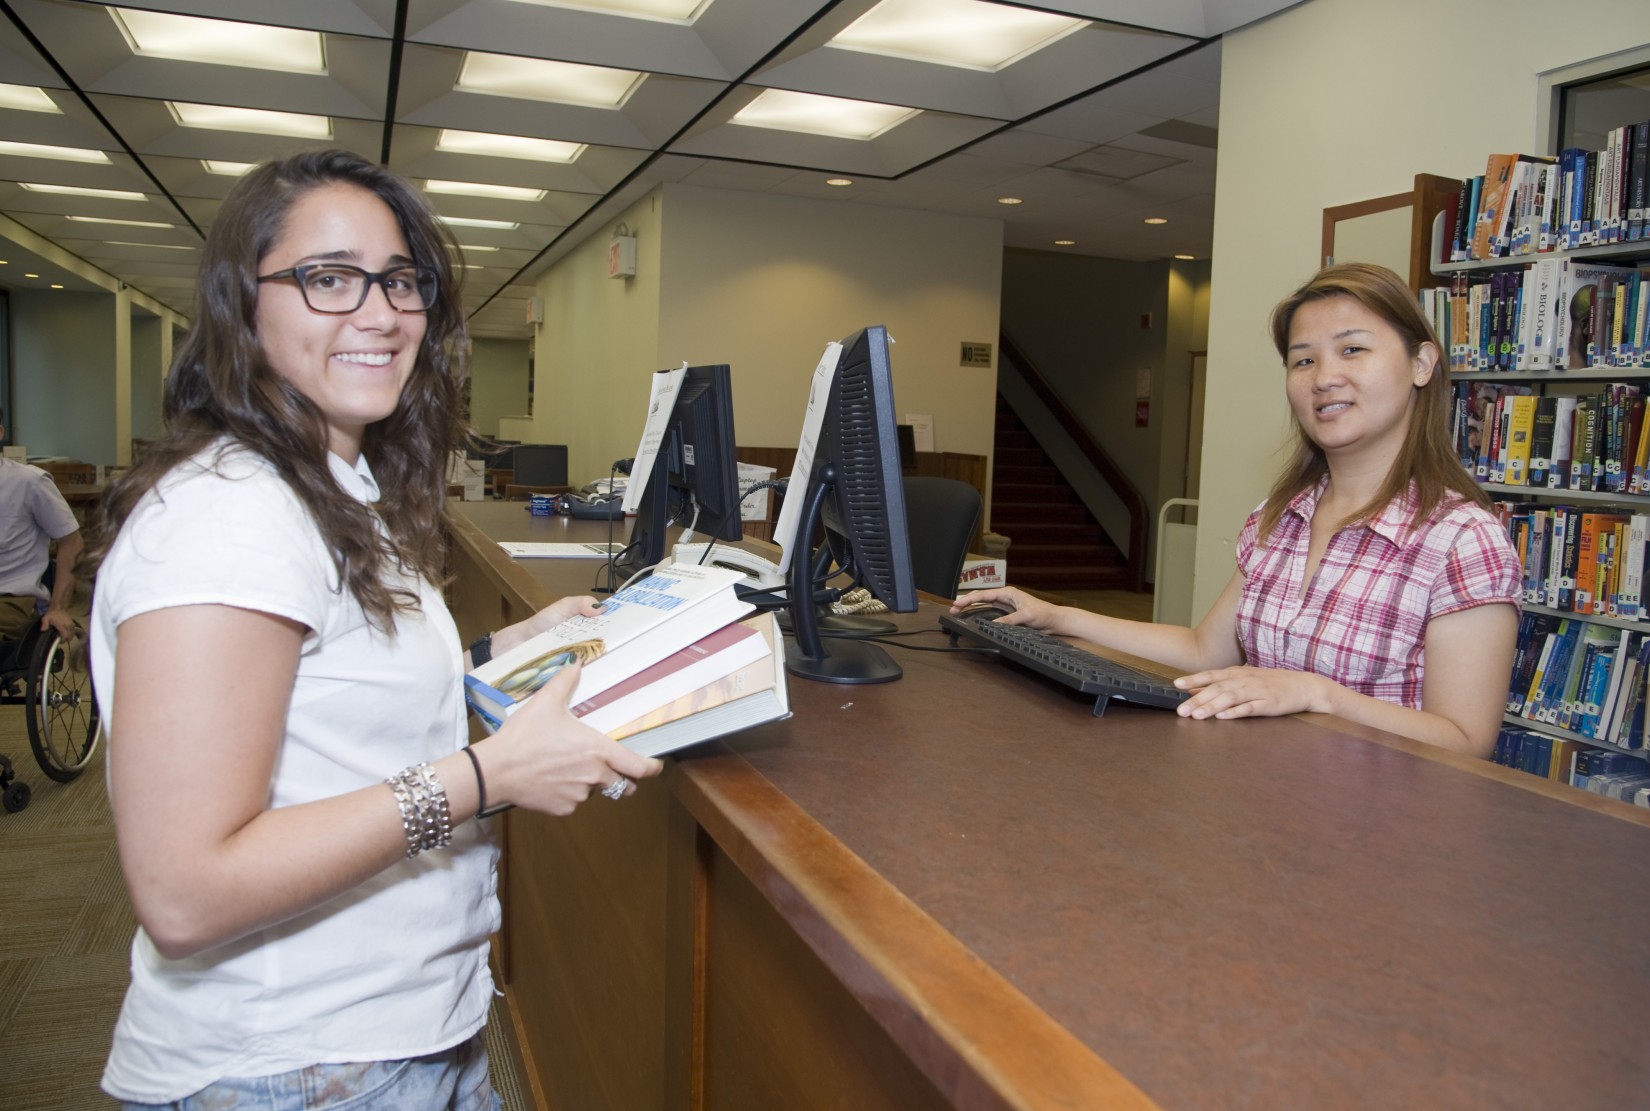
[119,1029,501,1111]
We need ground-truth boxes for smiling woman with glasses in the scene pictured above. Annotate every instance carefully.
[82,149,662,1110]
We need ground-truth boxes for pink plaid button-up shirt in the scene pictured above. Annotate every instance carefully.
[1235,480,1521,710]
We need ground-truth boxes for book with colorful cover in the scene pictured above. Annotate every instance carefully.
[465,562,753,730]
[606,611,791,758]
[569,615,771,736]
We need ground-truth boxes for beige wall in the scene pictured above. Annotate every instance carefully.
[531,191,665,482]
[467,336,531,440]
[657,184,1002,460]
[1199,0,1650,616]
[532,183,1002,486]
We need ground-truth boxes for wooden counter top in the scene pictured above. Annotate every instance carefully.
[451,501,1650,1110]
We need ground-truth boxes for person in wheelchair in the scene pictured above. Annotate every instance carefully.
[84,150,662,1108]
[0,406,82,646]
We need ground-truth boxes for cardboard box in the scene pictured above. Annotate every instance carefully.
[957,557,1006,591]
[737,462,777,522]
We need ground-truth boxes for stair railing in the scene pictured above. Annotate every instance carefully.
[998,332,1147,591]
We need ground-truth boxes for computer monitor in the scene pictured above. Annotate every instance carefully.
[513,443,568,487]
[784,326,918,685]
[613,363,743,580]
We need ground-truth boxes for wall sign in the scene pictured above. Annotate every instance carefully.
[960,342,993,368]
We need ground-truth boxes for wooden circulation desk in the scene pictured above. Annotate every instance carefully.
[450,501,1650,1110]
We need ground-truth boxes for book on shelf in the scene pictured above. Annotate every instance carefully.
[605,610,791,759]
[464,562,754,731]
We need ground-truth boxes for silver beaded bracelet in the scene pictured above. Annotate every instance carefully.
[385,761,453,858]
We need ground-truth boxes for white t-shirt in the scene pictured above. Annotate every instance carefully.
[91,443,499,1103]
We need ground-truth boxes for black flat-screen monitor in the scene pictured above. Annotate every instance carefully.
[513,443,568,487]
[613,363,742,580]
[784,325,918,684]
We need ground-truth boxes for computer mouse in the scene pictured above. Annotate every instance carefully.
[958,600,1012,621]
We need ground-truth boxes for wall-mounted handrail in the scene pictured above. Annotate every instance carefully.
[998,331,1147,591]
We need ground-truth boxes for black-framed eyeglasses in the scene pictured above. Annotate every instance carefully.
[256,263,439,314]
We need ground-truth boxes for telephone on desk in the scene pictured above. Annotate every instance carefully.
[668,543,888,614]
[671,542,784,589]
[565,491,625,520]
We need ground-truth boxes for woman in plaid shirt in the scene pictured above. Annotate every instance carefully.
[954,263,1520,758]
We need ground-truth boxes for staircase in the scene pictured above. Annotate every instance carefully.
[989,398,1131,590]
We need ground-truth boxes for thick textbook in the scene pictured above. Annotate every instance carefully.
[569,615,771,736]
[605,610,791,758]
[465,562,753,730]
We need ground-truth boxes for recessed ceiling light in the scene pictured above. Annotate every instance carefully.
[456,244,499,253]
[0,83,60,113]
[426,179,548,203]
[1174,254,1194,260]
[997,196,1023,205]
[440,216,520,230]
[501,0,708,23]
[1054,239,1075,246]
[829,0,1085,72]
[108,241,195,250]
[457,51,642,108]
[0,141,111,164]
[23,273,38,278]
[111,9,326,74]
[21,182,147,201]
[67,216,173,228]
[203,159,257,176]
[50,283,62,289]
[463,264,486,269]
[825,177,853,186]
[1143,217,1168,225]
[169,102,332,139]
[731,89,918,141]
[436,129,585,164]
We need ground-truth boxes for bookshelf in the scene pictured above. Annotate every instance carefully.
[1423,196,1650,777]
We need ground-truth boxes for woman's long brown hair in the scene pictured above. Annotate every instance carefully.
[1259,261,1488,540]
[85,149,469,631]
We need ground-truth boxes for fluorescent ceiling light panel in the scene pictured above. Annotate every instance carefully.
[440,216,521,230]
[456,244,498,252]
[67,215,173,227]
[169,102,332,139]
[426,180,548,202]
[22,182,147,201]
[829,0,1086,72]
[436,129,584,163]
[0,84,61,113]
[203,160,257,176]
[108,241,195,250]
[501,0,709,23]
[110,8,326,74]
[0,141,111,163]
[730,90,917,141]
[457,51,642,108]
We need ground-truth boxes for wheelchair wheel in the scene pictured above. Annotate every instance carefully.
[27,630,102,783]
[4,779,28,812]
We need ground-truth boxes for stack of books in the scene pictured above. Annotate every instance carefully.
[464,562,790,757]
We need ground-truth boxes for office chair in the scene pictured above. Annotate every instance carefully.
[902,476,982,598]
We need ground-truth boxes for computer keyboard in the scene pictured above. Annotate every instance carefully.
[939,612,1190,717]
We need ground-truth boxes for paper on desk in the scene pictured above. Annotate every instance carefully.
[772,341,841,574]
[621,363,687,514]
